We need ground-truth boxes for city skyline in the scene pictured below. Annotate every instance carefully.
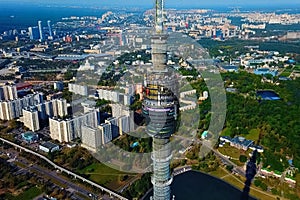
[0,0,299,199]
[1,0,300,8]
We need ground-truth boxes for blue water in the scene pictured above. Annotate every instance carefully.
[0,2,299,33]
[257,90,280,100]
[144,170,257,200]
[131,142,139,148]
[0,3,107,33]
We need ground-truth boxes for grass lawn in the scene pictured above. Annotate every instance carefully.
[223,175,245,190]
[205,167,281,200]
[223,175,279,200]
[221,127,232,136]
[218,144,242,159]
[243,129,260,142]
[280,71,292,77]
[209,167,228,178]
[78,163,135,190]
[294,64,300,70]
[8,186,42,200]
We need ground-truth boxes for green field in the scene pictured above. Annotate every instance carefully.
[294,64,300,70]
[280,71,292,77]
[209,167,228,178]
[243,129,260,142]
[221,127,232,136]
[78,163,135,190]
[218,144,242,159]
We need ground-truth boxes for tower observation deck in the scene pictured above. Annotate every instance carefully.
[143,1,178,199]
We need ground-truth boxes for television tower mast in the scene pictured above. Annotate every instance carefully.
[143,0,178,199]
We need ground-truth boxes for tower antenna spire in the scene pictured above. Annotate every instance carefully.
[155,0,164,34]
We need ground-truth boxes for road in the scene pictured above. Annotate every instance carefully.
[0,137,128,200]
[5,148,95,200]
[173,135,246,176]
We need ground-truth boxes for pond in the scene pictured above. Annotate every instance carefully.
[257,90,280,100]
[144,170,257,200]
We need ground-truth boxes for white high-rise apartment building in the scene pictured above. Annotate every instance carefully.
[81,125,102,152]
[99,123,112,145]
[49,110,98,143]
[68,83,88,96]
[105,117,119,139]
[0,84,17,101]
[52,98,68,118]
[0,93,43,120]
[118,115,130,135]
[22,107,40,131]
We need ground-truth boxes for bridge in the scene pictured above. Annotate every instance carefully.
[0,137,128,200]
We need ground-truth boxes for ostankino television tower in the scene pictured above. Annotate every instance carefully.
[143,0,178,199]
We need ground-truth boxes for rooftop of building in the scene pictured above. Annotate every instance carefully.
[21,132,38,141]
[40,141,59,149]
[231,136,253,147]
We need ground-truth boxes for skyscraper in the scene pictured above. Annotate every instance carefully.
[143,1,178,199]
[28,27,40,40]
[38,21,43,41]
[47,20,52,37]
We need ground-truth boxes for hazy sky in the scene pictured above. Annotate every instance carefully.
[1,0,300,8]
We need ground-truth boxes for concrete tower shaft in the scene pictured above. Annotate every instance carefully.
[144,1,178,199]
[151,35,168,72]
[151,138,173,200]
[143,74,177,200]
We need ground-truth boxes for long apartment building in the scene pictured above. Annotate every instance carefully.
[49,110,99,143]
[96,87,133,106]
[68,83,88,96]
[36,98,68,120]
[20,98,68,132]
[0,84,18,101]
[0,93,43,120]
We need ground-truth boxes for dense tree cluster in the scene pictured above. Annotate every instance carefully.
[190,72,300,172]
[113,135,152,153]
[117,50,151,65]
[199,39,300,61]
[123,173,151,199]
[223,74,300,171]
[52,146,94,171]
